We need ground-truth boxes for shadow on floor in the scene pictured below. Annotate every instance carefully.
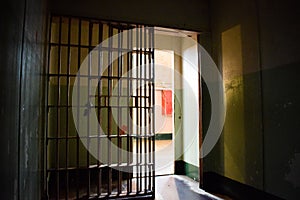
[156,175,222,200]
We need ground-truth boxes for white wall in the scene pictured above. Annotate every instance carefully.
[154,50,174,134]
[181,39,199,167]
[155,32,200,167]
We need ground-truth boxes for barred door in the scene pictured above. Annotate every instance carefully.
[46,15,155,199]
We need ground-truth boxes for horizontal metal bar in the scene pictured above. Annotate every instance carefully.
[47,162,154,172]
[50,106,152,110]
[50,43,152,54]
[47,134,155,140]
[89,192,154,200]
[48,73,154,81]
[94,95,151,98]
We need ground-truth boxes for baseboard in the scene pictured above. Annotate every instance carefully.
[203,172,284,200]
[174,160,199,181]
[155,133,172,140]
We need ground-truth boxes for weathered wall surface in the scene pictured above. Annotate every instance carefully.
[0,0,47,199]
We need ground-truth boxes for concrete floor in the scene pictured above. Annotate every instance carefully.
[155,140,174,175]
[132,139,175,176]
[154,140,225,199]
[155,175,223,200]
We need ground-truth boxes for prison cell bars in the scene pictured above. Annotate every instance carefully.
[46,15,155,199]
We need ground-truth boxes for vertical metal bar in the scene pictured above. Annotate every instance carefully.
[87,20,92,198]
[65,17,71,200]
[135,25,139,193]
[56,16,62,200]
[139,26,143,193]
[128,27,133,194]
[107,24,113,196]
[76,19,82,199]
[147,26,152,192]
[125,27,129,195]
[151,27,155,196]
[144,26,147,193]
[126,27,130,195]
[46,15,53,200]
[97,22,103,197]
[117,26,122,195]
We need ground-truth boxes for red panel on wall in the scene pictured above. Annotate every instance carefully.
[162,90,172,115]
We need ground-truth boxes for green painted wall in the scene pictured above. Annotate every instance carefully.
[204,0,263,190]
[258,1,300,199]
[205,0,300,199]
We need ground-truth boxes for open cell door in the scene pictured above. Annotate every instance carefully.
[46,15,155,199]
